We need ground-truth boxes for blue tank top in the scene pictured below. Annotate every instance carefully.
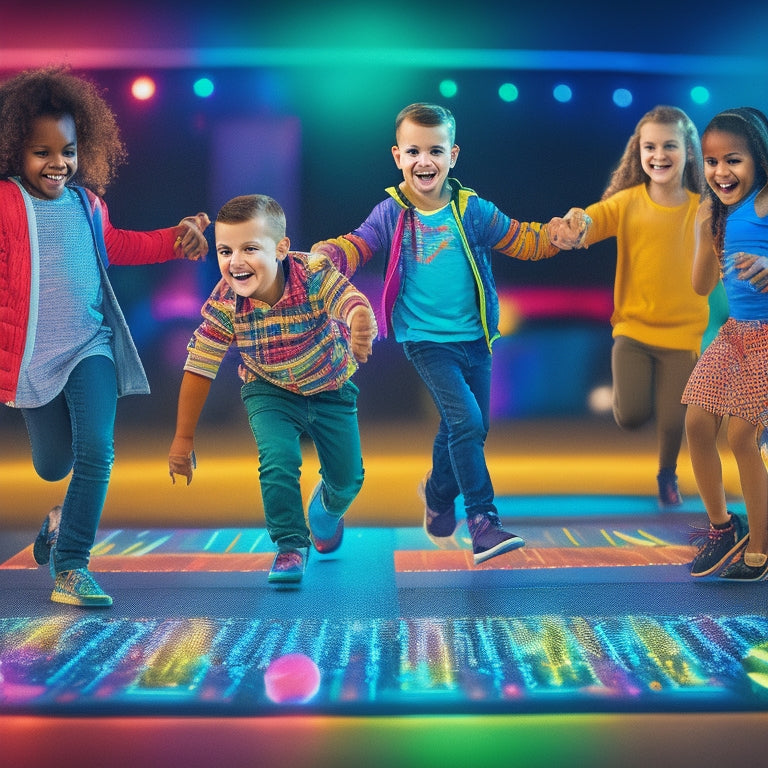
[721,188,768,321]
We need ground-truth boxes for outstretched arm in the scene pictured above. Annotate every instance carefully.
[98,193,211,266]
[169,371,212,485]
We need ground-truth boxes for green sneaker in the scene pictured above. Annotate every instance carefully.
[51,568,113,607]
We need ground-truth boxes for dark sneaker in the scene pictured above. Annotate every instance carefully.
[33,505,61,565]
[719,551,768,581]
[418,471,457,546]
[51,568,112,607]
[657,469,683,507]
[268,548,307,583]
[307,481,344,554]
[689,513,748,576]
[467,512,525,565]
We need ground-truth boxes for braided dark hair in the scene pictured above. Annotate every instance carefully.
[702,107,768,254]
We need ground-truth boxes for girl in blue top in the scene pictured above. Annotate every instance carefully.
[683,107,768,581]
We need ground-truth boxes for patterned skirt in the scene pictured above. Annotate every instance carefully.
[682,317,768,426]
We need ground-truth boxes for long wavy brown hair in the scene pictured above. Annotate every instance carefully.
[601,105,704,201]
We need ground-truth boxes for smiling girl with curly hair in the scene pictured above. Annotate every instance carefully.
[0,66,210,606]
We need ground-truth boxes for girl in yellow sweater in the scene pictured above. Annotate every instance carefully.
[572,105,709,507]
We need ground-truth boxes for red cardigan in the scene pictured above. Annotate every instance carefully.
[0,179,184,403]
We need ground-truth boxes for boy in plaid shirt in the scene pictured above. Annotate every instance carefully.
[169,194,376,583]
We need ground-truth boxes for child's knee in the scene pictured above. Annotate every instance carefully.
[33,456,73,482]
[727,420,759,457]
[328,473,365,512]
[613,402,650,430]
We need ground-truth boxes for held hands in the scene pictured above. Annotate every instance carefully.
[169,436,196,485]
[348,307,378,363]
[548,208,592,249]
[174,212,211,261]
[734,252,768,292]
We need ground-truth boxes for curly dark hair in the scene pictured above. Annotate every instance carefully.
[0,66,126,195]
[702,107,768,256]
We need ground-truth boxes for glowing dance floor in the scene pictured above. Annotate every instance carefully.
[1,495,767,767]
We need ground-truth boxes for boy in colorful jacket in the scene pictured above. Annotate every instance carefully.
[312,102,589,565]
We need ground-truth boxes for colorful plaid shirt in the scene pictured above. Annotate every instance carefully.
[184,252,373,395]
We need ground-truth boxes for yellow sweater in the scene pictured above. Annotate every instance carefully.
[585,184,708,352]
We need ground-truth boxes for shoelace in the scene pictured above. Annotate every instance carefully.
[59,569,102,594]
[689,522,733,547]
[471,514,503,534]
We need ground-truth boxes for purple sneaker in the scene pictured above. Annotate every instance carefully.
[657,469,683,508]
[418,471,457,547]
[467,512,525,565]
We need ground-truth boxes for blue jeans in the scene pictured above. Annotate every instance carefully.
[21,355,117,573]
[241,378,364,550]
[403,338,496,518]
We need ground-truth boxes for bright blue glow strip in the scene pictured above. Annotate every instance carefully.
[0,47,763,75]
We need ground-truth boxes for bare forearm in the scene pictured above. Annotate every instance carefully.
[169,371,212,485]
[173,371,212,440]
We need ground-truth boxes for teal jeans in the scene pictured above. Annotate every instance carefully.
[21,354,117,573]
[241,378,364,550]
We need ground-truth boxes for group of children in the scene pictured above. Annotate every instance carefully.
[2,66,768,607]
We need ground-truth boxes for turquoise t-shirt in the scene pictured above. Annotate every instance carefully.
[392,205,483,343]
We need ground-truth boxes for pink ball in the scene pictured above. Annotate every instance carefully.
[264,653,322,704]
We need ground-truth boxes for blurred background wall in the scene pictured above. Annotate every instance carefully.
[1,0,765,436]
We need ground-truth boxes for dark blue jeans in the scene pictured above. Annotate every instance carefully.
[21,355,117,573]
[241,378,364,550]
[403,338,496,518]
